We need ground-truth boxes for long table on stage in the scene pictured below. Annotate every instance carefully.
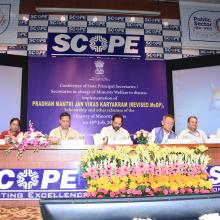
[1,143,220,207]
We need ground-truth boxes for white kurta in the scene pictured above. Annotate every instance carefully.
[100,126,133,144]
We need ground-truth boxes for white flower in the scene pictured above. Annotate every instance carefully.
[16,133,24,143]
[136,131,141,136]
[136,133,141,138]
[134,129,150,139]
[199,213,220,220]
[143,133,148,138]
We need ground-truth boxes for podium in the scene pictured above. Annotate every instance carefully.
[40,194,220,220]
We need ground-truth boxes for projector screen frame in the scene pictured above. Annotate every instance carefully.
[166,54,220,132]
[0,54,28,131]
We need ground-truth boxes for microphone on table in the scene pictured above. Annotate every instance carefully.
[103,136,108,145]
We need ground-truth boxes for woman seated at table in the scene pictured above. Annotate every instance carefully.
[0,118,21,139]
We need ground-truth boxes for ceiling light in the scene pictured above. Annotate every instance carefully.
[36,8,161,17]
[163,21,169,26]
[130,17,136,22]
[22,16,29,21]
[92,16,98,22]
[60,16,66,21]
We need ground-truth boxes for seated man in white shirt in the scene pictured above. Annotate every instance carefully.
[49,112,82,143]
[150,114,177,144]
[178,116,207,143]
[100,114,132,145]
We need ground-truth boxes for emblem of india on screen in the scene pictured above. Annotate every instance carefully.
[89,60,110,82]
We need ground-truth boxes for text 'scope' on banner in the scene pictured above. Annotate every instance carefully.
[47,33,145,58]
[28,57,167,143]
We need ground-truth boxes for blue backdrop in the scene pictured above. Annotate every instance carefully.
[28,57,167,143]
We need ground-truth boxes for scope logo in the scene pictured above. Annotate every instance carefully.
[48,33,144,58]
[0,5,10,35]
[214,18,220,32]
[17,169,39,189]
[0,169,86,190]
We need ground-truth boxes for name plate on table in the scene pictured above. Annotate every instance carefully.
[108,139,132,145]
[206,138,220,143]
[173,139,194,144]
[60,140,86,149]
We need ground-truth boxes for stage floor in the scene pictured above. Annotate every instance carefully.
[0,207,42,220]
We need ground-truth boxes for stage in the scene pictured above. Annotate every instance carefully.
[0,143,220,219]
[0,143,220,207]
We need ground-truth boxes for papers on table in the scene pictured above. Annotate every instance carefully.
[60,139,86,149]
[0,139,6,145]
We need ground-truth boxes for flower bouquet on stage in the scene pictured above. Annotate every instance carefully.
[6,121,49,158]
[134,129,150,144]
[81,145,213,198]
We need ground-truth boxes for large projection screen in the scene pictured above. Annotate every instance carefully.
[172,65,220,136]
[0,54,28,131]
[167,54,220,137]
[0,65,23,131]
